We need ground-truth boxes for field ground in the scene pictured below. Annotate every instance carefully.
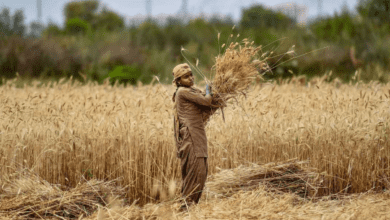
[1,78,390,219]
[88,189,390,220]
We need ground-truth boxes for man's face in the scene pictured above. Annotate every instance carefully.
[179,72,194,87]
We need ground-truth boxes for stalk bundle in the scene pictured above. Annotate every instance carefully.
[211,39,266,106]
[0,173,124,219]
[206,160,323,199]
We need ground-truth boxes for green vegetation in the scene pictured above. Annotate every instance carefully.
[0,0,389,85]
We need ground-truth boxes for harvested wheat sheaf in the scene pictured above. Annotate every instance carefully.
[211,39,266,106]
[205,160,321,199]
[0,171,125,219]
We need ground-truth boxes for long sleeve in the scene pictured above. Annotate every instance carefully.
[177,87,212,107]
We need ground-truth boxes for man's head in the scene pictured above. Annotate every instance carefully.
[172,63,194,87]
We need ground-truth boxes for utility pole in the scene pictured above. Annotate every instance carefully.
[146,0,152,19]
[179,0,188,21]
[37,0,42,21]
[181,0,188,14]
[317,0,323,17]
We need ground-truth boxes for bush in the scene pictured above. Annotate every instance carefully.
[0,36,83,79]
[240,4,295,30]
[95,7,124,31]
[136,20,166,50]
[43,23,63,37]
[66,18,91,35]
[109,64,142,86]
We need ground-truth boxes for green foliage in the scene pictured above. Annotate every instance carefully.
[95,7,124,31]
[164,17,190,56]
[64,0,99,25]
[0,8,25,37]
[12,10,25,36]
[308,1,390,74]
[28,21,44,38]
[64,0,125,32]
[2,2,390,85]
[0,36,83,79]
[66,18,91,35]
[186,18,216,45]
[209,15,234,27]
[358,0,390,27]
[240,4,295,30]
[0,8,12,36]
[311,12,356,44]
[136,20,166,50]
[43,22,63,37]
[109,65,142,86]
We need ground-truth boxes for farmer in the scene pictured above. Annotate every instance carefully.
[172,63,216,211]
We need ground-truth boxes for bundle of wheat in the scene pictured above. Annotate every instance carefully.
[205,160,323,199]
[0,172,125,219]
[211,39,267,106]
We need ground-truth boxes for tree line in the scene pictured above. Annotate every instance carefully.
[0,0,389,85]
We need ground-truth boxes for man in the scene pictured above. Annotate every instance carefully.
[172,63,215,211]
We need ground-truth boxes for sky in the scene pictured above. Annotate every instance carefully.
[1,0,359,26]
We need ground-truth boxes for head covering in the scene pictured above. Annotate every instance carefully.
[172,63,191,84]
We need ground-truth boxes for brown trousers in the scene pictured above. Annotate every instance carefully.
[181,146,208,205]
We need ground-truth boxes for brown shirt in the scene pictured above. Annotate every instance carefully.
[174,86,214,158]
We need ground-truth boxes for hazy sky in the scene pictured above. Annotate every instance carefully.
[1,0,359,26]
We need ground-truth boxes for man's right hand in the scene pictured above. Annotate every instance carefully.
[206,84,212,96]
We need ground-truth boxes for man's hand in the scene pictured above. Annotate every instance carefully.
[206,84,212,96]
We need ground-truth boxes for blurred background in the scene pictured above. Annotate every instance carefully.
[0,0,389,85]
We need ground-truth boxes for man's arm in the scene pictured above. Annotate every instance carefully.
[178,88,212,106]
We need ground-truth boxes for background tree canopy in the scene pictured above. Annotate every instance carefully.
[0,8,25,37]
[358,0,390,26]
[240,5,295,30]
[1,0,390,85]
[64,0,124,32]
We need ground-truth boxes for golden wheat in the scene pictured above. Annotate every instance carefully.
[211,38,265,106]
[1,77,390,212]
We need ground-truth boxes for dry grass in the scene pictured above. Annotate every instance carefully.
[1,160,390,219]
[85,187,390,220]
[1,77,390,218]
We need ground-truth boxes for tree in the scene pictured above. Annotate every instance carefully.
[0,8,12,36]
[186,18,215,45]
[310,9,356,43]
[209,14,234,27]
[29,21,44,38]
[11,10,25,36]
[64,0,99,25]
[43,22,63,37]
[358,0,390,26]
[0,8,26,37]
[66,18,91,35]
[95,7,124,31]
[136,20,166,50]
[240,4,295,30]
[164,16,189,55]
[64,0,124,32]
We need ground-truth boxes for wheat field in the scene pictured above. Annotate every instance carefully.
[1,77,390,219]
